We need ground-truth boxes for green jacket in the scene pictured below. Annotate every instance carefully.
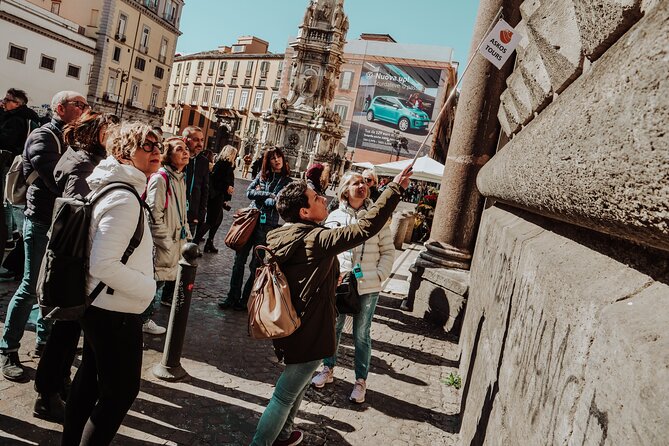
[268,182,403,364]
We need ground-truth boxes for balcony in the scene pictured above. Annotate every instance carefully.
[139,45,148,54]
[158,54,166,64]
[127,99,143,109]
[149,105,163,115]
[103,92,119,102]
[114,33,126,42]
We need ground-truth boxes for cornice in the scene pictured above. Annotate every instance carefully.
[0,11,96,55]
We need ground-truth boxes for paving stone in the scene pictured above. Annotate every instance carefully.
[0,179,461,445]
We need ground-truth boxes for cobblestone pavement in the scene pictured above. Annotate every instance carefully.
[0,179,461,445]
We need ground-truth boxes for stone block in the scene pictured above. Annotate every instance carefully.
[499,90,523,135]
[421,267,470,296]
[458,205,669,445]
[516,42,553,113]
[414,275,467,333]
[478,4,669,252]
[497,104,514,137]
[573,0,642,60]
[527,0,584,93]
[519,0,542,20]
[506,71,533,125]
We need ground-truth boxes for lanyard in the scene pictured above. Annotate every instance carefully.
[188,159,196,196]
[169,175,185,228]
[346,204,367,263]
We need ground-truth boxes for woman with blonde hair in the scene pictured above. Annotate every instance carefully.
[194,144,237,253]
[62,122,160,445]
[141,136,191,323]
[311,170,395,404]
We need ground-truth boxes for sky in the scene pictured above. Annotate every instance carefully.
[176,0,481,71]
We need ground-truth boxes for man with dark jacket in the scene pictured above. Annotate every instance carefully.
[0,88,40,156]
[249,166,412,445]
[0,89,40,269]
[0,90,88,383]
[183,126,209,238]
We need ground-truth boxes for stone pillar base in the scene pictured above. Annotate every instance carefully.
[406,266,470,335]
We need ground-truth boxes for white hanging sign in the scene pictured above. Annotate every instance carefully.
[478,19,523,69]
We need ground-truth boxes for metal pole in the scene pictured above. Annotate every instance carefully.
[409,6,504,168]
[152,242,200,381]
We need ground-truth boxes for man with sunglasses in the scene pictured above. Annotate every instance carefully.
[0,91,88,384]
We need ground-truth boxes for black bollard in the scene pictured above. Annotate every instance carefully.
[152,242,200,381]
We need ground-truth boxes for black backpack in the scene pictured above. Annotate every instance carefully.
[37,182,148,321]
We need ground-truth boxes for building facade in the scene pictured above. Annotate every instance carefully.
[0,0,96,112]
[163,36,286,153]
[22,0,184,125]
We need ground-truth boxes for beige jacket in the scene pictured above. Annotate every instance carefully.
[145,165,191,281]
[325,199,395,295]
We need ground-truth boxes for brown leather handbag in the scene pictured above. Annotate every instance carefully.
[247,246,301,340]
[224,207,260,251]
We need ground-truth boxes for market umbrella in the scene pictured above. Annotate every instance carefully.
[373,156,444,183]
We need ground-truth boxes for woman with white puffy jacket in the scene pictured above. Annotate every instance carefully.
[311,171,395,404]
[62,122,160,446]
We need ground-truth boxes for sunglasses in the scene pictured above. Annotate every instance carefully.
[363,178,374,184]
[1,97,18,104]
[141,141,164,153]
[66,101,90,110]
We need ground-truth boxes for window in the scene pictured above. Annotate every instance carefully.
[243,78,251,86]
[252,92,264,112]
[257,79,266,87]
[159,38,168,63]
[179,86,187,103]
[232,61,239,76]
[106,75,117,95]
[150,88,159,108]
[202,87,211,106]
[171,87,177,103]
[269,93,278,111]
[208,61,215,76]
[213,89,222,107]
[187,109,195,125]
[134,57,146,71]
[339,71,353,90]
[112,46,121,62]
[167,108,173,125]
[67,64,81,79]
[334,104,348,120]
[185,61,191,75]
[130,82,139,102]
[51,2,60,14]
[198,114,205,127]
[245,61,254,77]
[191,87,199,104]
[197,61,204,75]
[8,44,26,63]
[230,78,237,86]
[225,90,235,108]
[117,13,127,39]
[155,66,164,79]
[140,26,150,52]
[231,45,244,53]
[175,62,181,76]
[219,61,227,75]
[165,1,178,24]
[248,119,259,136]
[260,61,269,78]
[40,55,56,71]
[274,60,284,87]
[239,90,249,110]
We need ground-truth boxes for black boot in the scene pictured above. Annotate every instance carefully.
[33,392,66,423]
[204,239,218,254]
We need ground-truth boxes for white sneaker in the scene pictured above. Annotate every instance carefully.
[311,366,334,388]
[142,319,166,335]
[349,378,366,403]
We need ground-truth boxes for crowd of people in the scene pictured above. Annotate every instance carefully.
[0,87,412,446]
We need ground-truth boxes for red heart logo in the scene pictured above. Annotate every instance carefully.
[500,29,513,44]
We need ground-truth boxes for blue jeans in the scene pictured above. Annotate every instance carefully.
[227,223,272,303]
[323,292,380,380]
[251,359,321,445]
[0,217,52,352]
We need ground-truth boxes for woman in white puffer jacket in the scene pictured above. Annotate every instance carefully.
[62,122,160,446]
[311,171,395,404]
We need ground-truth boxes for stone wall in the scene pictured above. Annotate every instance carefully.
[457,0,668,444]
[458,206,668,445]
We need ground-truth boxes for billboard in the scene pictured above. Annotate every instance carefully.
[345,61,446,158]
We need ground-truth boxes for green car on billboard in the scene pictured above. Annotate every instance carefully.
[365,95,430,132]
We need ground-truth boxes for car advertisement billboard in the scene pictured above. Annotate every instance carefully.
[345,62,446,158]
